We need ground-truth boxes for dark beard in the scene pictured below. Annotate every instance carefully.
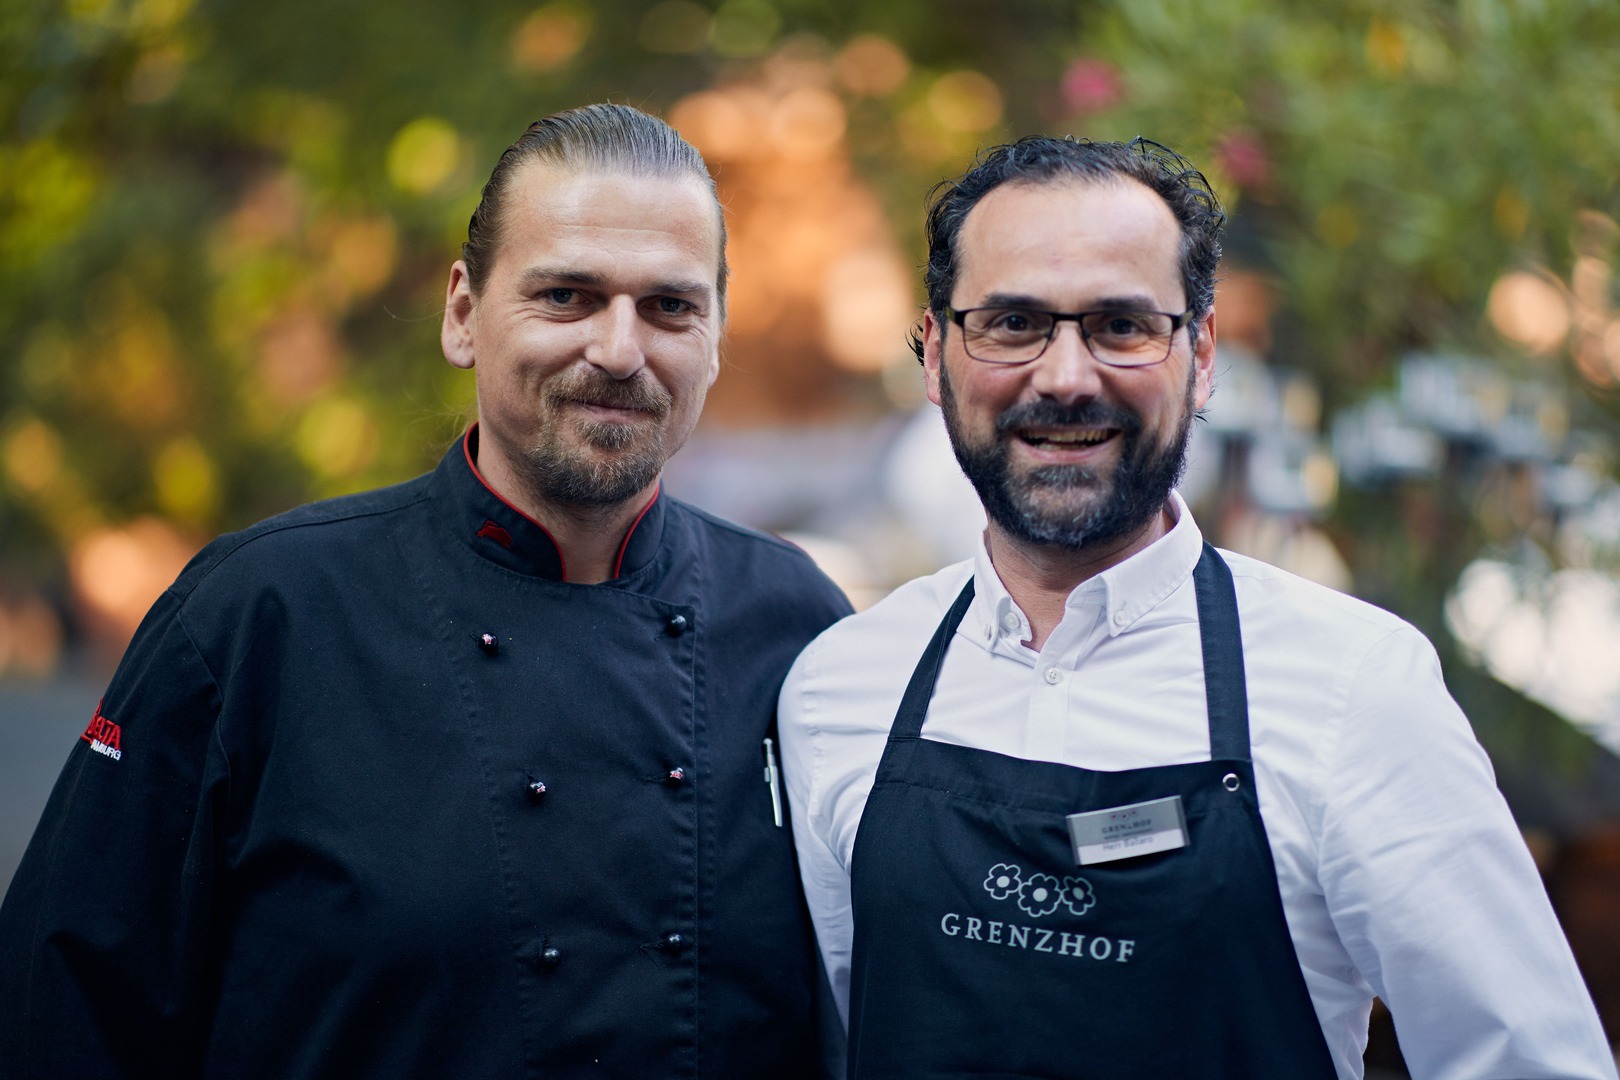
[938,365,1195,551]
[519,369,673,508]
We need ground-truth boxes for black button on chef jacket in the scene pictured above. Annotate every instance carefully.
[0,427,852,1079]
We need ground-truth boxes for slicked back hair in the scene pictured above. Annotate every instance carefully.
[461,103,727,309]
[912,136,1225,360]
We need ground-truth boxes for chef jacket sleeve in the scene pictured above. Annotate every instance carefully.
[1315,625,1617,1080]
[0,586,230,1077]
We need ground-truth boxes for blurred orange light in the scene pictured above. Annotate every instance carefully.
[70,518,197,652]
[227,173,304,252]
[259,309,343,404]
[1487,271,1571,355]
[670,90,761,163]
[820,247,914,372]
[835,35,909,97]
[326,215,399,300]
[1365,18,1406,75]
[770,88,846,160]
[511,2,591,72]
[0,595,65,678]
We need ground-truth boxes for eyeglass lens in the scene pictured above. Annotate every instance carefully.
[962,308,1176,366]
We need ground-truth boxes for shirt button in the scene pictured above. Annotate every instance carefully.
[526,779,548,802]
[540,946,561,967]
[665,615,689,637]
[1113,610,1127,626]
[1000,611,1021,632]
[478,632,499,655]
[1043,666,1061,685]
[664,767,686,786]
[661,932,687,953]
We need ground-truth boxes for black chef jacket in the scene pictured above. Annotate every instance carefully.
[0,428,852,1080]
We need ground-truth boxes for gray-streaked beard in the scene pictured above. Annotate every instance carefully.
[519,369,673,508]
[939,365,1195,551]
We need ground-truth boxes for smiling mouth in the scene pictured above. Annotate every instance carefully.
[570,399,654,416]
[1018,426,1116,448]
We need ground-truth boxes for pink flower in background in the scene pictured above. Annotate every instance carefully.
[1062,58,1124,115]
[1216,131,1272,188]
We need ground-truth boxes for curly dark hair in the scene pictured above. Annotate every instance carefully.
[460,103,726,308]
[911,136,1225,360]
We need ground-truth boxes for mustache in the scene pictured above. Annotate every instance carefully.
[993,399,1141,437]
[546,369,671,417]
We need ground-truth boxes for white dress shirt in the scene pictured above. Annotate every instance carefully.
[779,493,1616,1080]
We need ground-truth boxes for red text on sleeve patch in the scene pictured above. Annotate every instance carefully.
[81,702,123,762]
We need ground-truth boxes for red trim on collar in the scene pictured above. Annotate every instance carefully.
[461,425,570,582]
[612,484,661,579]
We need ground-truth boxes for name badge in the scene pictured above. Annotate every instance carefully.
[1067,795,1188,866]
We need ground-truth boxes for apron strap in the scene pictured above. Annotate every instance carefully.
[887,578,976,743]
[885,543,1250,760]
[1193,542,1250,760]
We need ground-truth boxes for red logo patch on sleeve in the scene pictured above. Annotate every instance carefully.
[81,702,123,762]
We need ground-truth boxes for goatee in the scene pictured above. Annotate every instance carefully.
[938,364,1195,551]
[519,368,673,508]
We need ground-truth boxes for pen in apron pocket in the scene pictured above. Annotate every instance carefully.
[763,737,783,828]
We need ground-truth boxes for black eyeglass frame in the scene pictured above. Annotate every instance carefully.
[944,305,1194,367]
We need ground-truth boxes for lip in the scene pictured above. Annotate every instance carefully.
[567,399,658,423]
[1012,424,1120,462]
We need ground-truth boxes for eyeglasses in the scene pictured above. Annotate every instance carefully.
[945,306,1192,367]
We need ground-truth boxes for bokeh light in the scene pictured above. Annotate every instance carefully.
[69,518,197,652]
[835,35,909,98]
[511,2,592,72]
[387,117,463,195]
[1488,271,1572,356]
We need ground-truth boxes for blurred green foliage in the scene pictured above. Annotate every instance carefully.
[2,0,1617,691]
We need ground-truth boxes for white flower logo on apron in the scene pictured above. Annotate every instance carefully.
[982,862,1096,917]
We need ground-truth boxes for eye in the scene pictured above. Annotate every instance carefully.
[541,288,578,306]
[1098,314,1150,338]
[656,296,694,316]
[977,308,1045,337]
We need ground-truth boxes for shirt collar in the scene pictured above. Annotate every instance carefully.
[434,424,666,583]
[969,491,1205,649]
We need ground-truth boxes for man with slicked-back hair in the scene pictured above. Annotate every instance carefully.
[0,103,850,1079]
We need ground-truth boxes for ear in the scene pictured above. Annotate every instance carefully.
[921,308,946,408]
[441,261,477,370]
[1191,308,1216,411]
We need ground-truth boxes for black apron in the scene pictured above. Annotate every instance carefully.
[846,544,1338,1079]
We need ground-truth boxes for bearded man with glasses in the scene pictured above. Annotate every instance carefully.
[777,136,1614,1079]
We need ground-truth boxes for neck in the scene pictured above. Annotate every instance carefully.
[985,503,1174,651]
[475,447,656,585]
[528,491,655,585]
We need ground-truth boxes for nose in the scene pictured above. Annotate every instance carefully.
[1026,320,1103,404]
[585,296,647,380]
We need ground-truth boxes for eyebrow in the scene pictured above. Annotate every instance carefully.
[515,266,714,302]
[976,292,1166,311]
